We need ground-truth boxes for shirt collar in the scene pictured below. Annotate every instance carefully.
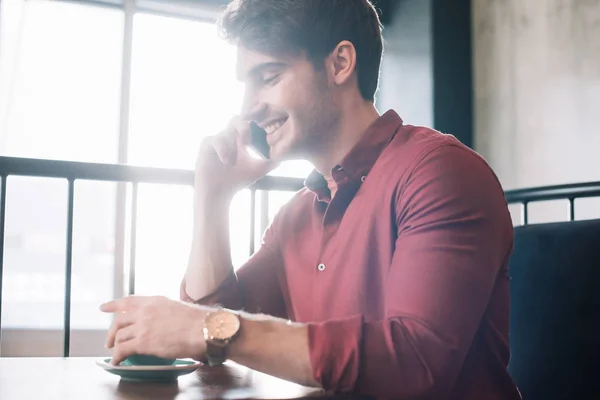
[304,110,403,198]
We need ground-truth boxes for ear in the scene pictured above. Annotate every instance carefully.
[327,40,357,87]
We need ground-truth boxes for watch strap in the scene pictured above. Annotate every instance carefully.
[205,339,228,366]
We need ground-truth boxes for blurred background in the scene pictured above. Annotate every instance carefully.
[0,0,598,357]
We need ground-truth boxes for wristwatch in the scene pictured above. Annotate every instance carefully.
[203,308,241,366]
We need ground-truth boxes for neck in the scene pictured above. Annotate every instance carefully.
[311,100,380,176]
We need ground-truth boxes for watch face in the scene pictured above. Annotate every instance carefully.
[205,310,240,341]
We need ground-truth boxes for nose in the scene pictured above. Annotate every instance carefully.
[241,95,268,123]
[240,87,254,116]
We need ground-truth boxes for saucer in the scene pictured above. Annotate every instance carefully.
[96,358,201,382]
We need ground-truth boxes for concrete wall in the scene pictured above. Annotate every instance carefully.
[473,0,600,189]
[472,0,600,222]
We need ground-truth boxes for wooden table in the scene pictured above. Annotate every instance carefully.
[0,357,356,399]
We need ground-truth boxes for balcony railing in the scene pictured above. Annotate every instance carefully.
[0,156,303,357]
[505,181,600,225]
[0,156,598,357]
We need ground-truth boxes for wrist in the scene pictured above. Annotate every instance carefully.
[193,172,240,201]
[227,314,274,362]
[189,306,210,360]
[195,186,234,204]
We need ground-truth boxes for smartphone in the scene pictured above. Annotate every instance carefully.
[249,122,270,159]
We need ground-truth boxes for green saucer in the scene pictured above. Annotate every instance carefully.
[122,355,176,366]
[96,358,201,382]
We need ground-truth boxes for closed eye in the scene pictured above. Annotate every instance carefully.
[262,74,280,86]
[243,61,287,89]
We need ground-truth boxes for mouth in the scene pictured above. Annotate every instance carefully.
[260,118,288,137]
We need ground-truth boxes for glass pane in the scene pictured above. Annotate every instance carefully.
[0,177,68,333]
[70,180,117,331]
[131,186,255,292]
[132,183,251,295]
[574,197,600,221]
[133,183,194,299]
[128,13,243,170]
[251,190,297,253]
[0,178,117,335]
[0,0,124,163]
[230,189,251,270]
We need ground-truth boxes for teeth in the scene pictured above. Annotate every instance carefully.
[264,120,283,135]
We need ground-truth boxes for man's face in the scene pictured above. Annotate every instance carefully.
[236,46,340,161]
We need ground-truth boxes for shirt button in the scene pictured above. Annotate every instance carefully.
[317,263,326,271]
[361,176,367,182]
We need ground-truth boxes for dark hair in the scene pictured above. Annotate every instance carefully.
[218,0,384,102]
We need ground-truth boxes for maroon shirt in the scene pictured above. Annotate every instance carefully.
[182,110,522,399]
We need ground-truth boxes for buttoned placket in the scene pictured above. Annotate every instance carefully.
[311,169,365,319]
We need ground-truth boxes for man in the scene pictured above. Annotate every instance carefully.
[101,0,521,398]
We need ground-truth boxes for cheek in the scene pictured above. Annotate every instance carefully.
[272,75,313,110]
[262,79,295,111]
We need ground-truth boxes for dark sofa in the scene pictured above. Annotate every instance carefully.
[508,218,600,399]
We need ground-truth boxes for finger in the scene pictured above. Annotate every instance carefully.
[211,134,237,165]
[99,299,122,313]
[115,324,137,344]
[100,295,143,313]
[105,312,135,349]
[233,118,252,146]
[111,340,137,366]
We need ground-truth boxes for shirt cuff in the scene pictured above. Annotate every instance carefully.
[307,314,364,392]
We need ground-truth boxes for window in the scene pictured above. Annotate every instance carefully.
[0,0,123,163]
[0,0,123,332]
[0,0,310,355]
[127,13,242,170]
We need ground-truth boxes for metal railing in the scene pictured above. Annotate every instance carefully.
[0,155,598,356]
[504,181,600,225]
[0,156,303,357]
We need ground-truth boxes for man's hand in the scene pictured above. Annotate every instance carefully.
[100,296,319,388]
[183,117,277,302]
[195,117,276,196]
[100,296,208,365]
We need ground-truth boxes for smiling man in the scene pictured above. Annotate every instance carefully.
[101,1,522,399]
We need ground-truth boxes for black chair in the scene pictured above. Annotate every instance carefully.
[508,219,600,400]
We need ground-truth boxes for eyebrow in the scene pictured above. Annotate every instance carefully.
[239,61,287,82]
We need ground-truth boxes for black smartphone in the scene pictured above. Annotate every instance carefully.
[249,122,270,159]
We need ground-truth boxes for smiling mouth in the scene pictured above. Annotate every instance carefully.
[262,118,287,136]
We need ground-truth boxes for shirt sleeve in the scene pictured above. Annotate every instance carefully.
[180,219,289,320]
[307,144,514,398]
